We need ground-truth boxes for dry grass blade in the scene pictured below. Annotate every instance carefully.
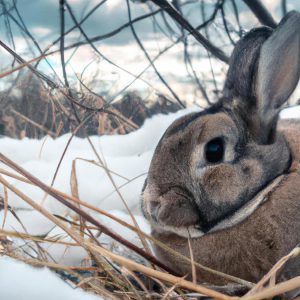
[70,159,85,235]
[1,185,8,229]
[242,277,300,300]
[5,253,97,272]
[10,109,57,138]
[161,275,187,300]
[187,230,197,285]
[75,157,130,181]
[0,229,77,246]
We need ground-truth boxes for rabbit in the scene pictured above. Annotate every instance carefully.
[141,11,300,287]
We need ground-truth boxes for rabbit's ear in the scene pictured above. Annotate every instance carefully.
[223,27,272,100]
[256,11,300,125]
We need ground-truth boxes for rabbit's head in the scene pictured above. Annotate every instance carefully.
[142,11,300,237]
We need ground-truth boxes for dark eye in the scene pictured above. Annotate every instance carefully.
[205,137,224,163]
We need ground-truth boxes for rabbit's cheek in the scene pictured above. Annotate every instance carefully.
[239,159,263,183]
[202,165,242,205]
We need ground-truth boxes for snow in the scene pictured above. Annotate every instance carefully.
[0,105,299,299]
[280,105,300,119]
[0,257,102,300]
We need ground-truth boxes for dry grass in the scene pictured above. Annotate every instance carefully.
[0,152,299,300]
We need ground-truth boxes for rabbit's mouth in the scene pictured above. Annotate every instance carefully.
[145,175,286,239]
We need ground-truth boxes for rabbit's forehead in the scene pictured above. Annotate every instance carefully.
[194,112,238,142]
[165,109,238,141]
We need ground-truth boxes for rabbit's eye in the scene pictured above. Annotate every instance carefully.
[205,138,224,163]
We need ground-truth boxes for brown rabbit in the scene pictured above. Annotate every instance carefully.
[141,11,300,288]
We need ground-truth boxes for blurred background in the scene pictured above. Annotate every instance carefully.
[0,0,299,138]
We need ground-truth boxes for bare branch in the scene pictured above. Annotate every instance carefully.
[126,0,185,107]
[150,0,230,63]
[59,0,80,123]
[281,0,287,16]
[243,0,277,28]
